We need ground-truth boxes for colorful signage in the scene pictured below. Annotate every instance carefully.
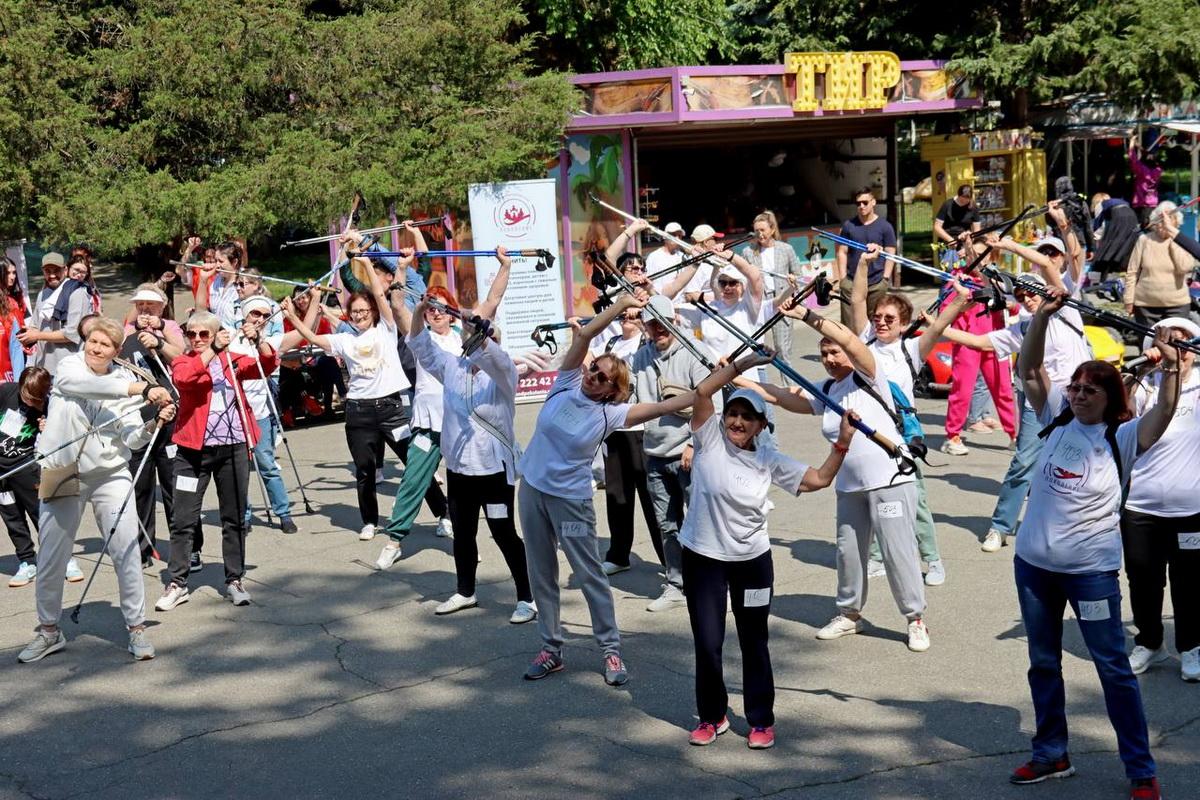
[783,51,902,113]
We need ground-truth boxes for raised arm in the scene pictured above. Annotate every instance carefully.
[1136,332,1182,453]
[730,375,814,415]
[1047,202,1084,286]
[783,304,877,381]
[688,351,773,431]
[916,280,971,360]
[848,245,875,335]
[474,246,512,320]
[561,291,645,371]
[1016,288,1062,416]
[798,412,856,492]
[728,248,765,306]
[280,296,332,352]
[359,252,394,329]
[607,218,651,266]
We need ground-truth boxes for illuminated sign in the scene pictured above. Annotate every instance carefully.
[784,51,902,113]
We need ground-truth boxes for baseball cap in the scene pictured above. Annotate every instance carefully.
[1011,271,1046,297]
[241,295,274,316]
[726,388,768,420]
[716,266,745,284]
[1142,316,1200,351]
[664,221,684,235]
[641,295,675,323]
[130,287,167,305]
[691,224,723,243]
[1034,235,1066,255]
[41,252,65,268]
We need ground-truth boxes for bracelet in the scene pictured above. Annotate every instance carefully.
[140,384,153,400]
[832,442,850,454]
[1161,367,1180,374]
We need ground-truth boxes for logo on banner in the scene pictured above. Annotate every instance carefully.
[494,193,537,239]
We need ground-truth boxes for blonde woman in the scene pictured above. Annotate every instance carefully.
[741,211,802,383]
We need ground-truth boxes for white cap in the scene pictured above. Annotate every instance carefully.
[641,294,675,322]
[241,295,274,317]
[130,287,167,305]
[664,221,684,235]
[1033,235,1066,255]
[716,266,745,284]
[1142,316,1200,352]
[691,224,723,242]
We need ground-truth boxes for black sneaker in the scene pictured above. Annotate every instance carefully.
[188,552,203,573]
[1010,756,1075,784]
[279,517,298,534]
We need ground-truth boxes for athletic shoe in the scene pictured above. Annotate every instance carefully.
[601,561,629,576]
[302,393,325,417]
[509,600,537,624]
[646,584,686,612]
[866,559,887,579]
[374,468,384,485]
[1130,777,1162,800]
[688,717,730,746]
[747,726,775,750]
[907,618,931,652]
[984,416,1004,432]
[282,409,295,428]
[924,560,947,587]
[603,653,628,686]
[64,559,84,582]
[359,523,377,541]
[1009,756,1075,784]
[816,614,862,640]
[523,649,564,681]
[435,517,454,538]
[279,517,298,534]
[1182,647,1200,682]
[155,582,189,612]
[940,436,969,456]
[188,552,203,573]
[128,628,155,661]
[227,579,251,606]
[434,593,477,615]
[981,529,1006,553]
[18,628,65,663]
[966,421,994,434]
[1129,644,1170,675]
[8,561,36,588]
[375,542,402,570]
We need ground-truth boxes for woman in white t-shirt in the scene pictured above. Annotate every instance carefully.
[519,291,699,687]
[281,257,412,540]
[1007,288,1179,795]
[681,356,853,751]
[1121,318,1200,683]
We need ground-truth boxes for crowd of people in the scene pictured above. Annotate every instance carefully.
[2,193,1199,799]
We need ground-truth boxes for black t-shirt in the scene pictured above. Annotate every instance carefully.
[936,199,980,238]
[119,332,177,429]
[0,383,43,469]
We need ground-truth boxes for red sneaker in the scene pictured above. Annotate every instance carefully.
[747,725,775,750]
[302,393,325,417]
[1130,778,1161,800]
[1009,756,1075,784]
[688,717,729,746]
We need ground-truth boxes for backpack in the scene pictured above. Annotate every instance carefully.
[1037,405,1127,501]
[824,373,927,460]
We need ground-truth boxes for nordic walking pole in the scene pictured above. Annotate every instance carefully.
[0,405,148,484]
[70,419,166,623]
[223,347,274,527]
[246,337,315,514]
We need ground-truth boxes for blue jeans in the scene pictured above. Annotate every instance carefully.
[645,454,692,590]
[989,397,1042,535]
[248,415,290,521]
[1014,556,1155,780]
[967,373,995,424]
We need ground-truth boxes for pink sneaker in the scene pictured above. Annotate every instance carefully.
[688,716,730,746]
[747,725,775,749]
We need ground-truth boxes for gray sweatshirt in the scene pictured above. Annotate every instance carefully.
[631,337,720,458]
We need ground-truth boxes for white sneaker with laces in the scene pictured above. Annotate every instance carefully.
[434,593,477,615]
[940,437,969,456]
[1129,644,1170,675]
[981,529,1006,553]
[8,561,37,588]
[924,560,947,587]
[646,584,687,612]
[510,600,537,624]
[601,561,629,576]
[435,517,454,538]
[375,542,402,570]
[155,583,189,612]
[907,618,931,652]
[18,627,66,663]
[866,559,887,579]
[359,523,376,541]
[816,615,863,640]
[375,468,384,485]
[64,558,84,582]
[128,628,155,660]
[227,580,251,606]
[1181,647,1200,682]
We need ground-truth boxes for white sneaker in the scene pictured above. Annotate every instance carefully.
[358,523,376,541]
[375,542,402,570]
[18,627,66,663]
[227,579,251,606]
[601,561,629,576]
[128,628,155,661]
[154,582,190,612]
[435,517,454,538]
[1181,647,1200,682]
[924,560,947,587]
[64,558,84,582]
[981,529,1007,553]
[907,618,931,652]
[434,593,477,615]
[646,584,686,612]
[375,468,384,485]
[816,614,863,640]
[940,436,969,456]
[8,561,37,588]
[1129,644,1170,675]
[510,600,537,624]
[866,559,887,579]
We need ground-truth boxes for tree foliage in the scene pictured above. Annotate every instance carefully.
[0,0,577,253]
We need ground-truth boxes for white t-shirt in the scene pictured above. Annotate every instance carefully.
[698,295,762,359]
[679,415,807,562]
[521,368,633,500]
[590,332,645,433]
[808,369,913,493]
[759,246,776,294]
[411,328,462,431]
[1016,385,1141,574]
[326,320,411,399]
[989,309,1091,398]
[647,247,685,298]
[1125,371,1200,516]
[863,326,922,404]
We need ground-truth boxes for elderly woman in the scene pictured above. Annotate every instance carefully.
[17,318,174,663]
[155,310,277,612]
[1124,201,1195,327]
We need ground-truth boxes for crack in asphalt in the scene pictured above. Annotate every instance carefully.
[318,621,384,688]
[0,769,53,800]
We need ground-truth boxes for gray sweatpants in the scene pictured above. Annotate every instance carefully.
[835,482,925,621]
[518,481,621,657]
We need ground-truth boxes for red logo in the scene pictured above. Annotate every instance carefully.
[493,193,536,239]
[1051,466,1084,480]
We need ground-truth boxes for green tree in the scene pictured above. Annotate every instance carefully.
[0,0,577,254]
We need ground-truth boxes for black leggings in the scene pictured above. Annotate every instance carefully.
[344,396,446,526]
[446,470,531,602]
[602,430,663,567]
[682,547,775,728]
[1121,508,1200,653]
[0,467,39,563]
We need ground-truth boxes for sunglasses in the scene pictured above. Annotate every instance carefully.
[856,199,873,206]
[718,279,740,288]
[873,314,900,324]
[185,329,212,341]
[1066,382,1103,397]
[724,408,761,422]
[623,264,647,273]
[588,362,614,385]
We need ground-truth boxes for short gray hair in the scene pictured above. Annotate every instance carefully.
[1149,200,1182,228]
[185,310,220,334]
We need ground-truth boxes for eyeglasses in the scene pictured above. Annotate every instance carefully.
[873,314,900,324]
[185,329,212,341]
[349,308,373,318]
[1066,382,1103,397]
[246,310,267,319]
[623,265,647,273]
[588,362,614,385]
[425,306,449,316]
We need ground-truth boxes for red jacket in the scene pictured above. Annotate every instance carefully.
[171,347,279,450]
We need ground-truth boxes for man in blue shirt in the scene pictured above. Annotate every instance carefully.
[835,187,897,325]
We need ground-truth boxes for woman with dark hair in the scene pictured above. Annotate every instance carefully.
[2,366,52,588]
[1008,288,1179,800]
[66,252,101,314]
[0,256,28,383]
[193,241,243,317]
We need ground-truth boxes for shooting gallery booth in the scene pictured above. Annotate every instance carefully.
[559,53,982,316]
